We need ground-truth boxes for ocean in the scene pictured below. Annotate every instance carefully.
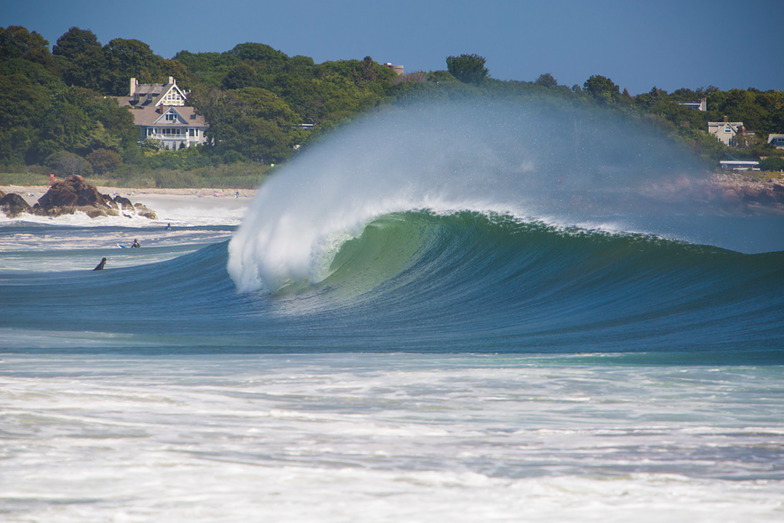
[2,99,783,521]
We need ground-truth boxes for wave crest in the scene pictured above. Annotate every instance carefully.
[228,97,717,293]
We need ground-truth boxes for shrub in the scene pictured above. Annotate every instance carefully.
[45,151,93,176]
[87,148,122,174]
[759,156,784,172]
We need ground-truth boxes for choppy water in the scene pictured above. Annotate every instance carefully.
[2,98,783,521]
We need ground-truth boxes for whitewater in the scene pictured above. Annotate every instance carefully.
[1,97,783,521]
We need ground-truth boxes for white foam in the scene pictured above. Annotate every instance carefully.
[2,353,783,522]
[0,194,250,271]
[0,193,250,229]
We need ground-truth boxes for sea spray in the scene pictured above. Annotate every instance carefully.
[228,97,709,293]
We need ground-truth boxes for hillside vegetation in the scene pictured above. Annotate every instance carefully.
[1,25,783,187]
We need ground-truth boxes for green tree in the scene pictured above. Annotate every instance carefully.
[46,150,92,176]
[52,27,105,90]
[102,38,164,95]
[228,42,288,72]
[206,87,299,163]
[87,148,122,173]
[583,75,622,105]
[173,50,239,87]
[535,73,558,88]
[140,137,163,153]
[0,26,49,60]
[221,62,260,90]
[446,53,488,85]
[0,25,57,74]
[760,156,784,171]
[0,57,59,163]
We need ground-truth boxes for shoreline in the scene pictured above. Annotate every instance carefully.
[4,172,784,214]
[1,185,258,206]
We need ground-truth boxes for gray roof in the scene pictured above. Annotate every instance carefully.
[128,105,207,128]
[119,78,188,108]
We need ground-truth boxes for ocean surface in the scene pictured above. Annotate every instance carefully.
[2,99,784,521]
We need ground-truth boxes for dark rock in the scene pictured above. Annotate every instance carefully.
[113,195,134,208]
[2,178,157,219]
[134,203,157,220]
[36,175,111,214]
[102,194,118,209]
[27,175,156,218]
[0,192,33,217]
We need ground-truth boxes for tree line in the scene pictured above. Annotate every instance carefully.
[1,25,783,178]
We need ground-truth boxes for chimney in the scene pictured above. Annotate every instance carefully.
[130,77,137,96]
[168,76,175,85]
[723,116,728,122]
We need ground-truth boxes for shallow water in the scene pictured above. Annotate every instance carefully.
[2,353,783,522]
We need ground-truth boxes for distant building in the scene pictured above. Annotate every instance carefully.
[767,134,784,149]
[384,63,404,75]
[708,118,744,146]
[115,77,208,150]
[719,160,759,171]
[677,98,707,111]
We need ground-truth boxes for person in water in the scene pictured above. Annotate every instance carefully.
[93,257,107,270]
[132,239,140,248]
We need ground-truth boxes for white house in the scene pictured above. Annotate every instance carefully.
[719,160,759,172]
[708,119,744,146]
[677,98,707,111]
[767,134,784,149]
[116,77,208,150]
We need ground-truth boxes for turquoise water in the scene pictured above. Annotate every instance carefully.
[3,212,782,359]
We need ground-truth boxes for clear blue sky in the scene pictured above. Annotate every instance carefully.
[3,0,783,95]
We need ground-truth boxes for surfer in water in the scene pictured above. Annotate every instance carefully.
[93,257,107,270]
[132,239,140,248]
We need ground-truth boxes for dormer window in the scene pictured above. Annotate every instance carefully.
[165,111,176,121]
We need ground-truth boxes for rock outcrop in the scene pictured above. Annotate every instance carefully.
[707,173,784,215]
[0,192,33,217]
[0,175,157,219]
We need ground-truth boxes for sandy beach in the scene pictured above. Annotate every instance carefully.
[1,185,258,207]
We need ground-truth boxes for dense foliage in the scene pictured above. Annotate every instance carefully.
[1,24,783,182]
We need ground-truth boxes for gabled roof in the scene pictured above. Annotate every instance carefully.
[127,105,207,128]
[708,121,743,133]
[119,77,188,108]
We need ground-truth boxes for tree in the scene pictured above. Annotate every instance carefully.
[535,73,558,88]
[140,138,163,153]
[221,63,260,90]
[87,148,122,173]
[0,26,56,73]
[46,150,92,176]
[446,54,488,85]
[102,38,164,95]
[0,26,50,60]
[583,75,621,105]
[206,87,299,163]
[52,27,105,90]
[759,157,784,172]
[228,42,288,72]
